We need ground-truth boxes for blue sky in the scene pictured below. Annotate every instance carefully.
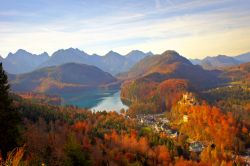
[0,0,250,58]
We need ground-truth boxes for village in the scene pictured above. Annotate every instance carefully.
[134,92,205,153]
[122,92,250,164]
[135,113,204,153]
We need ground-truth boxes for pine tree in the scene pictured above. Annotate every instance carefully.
[0,63,20,159]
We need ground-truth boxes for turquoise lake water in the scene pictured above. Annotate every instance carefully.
[60,89,128,112]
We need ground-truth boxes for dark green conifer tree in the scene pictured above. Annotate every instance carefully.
[0,63,20,158]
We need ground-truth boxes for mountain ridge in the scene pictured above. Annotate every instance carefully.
[9,63,118,94]
[2,48,153,75]
[234,52,250,62]
[120,50,223,89]
[120,50,225,114]
[190,52,250,70]
[2,49,49,74]
[220,62,250,85]
[3,48,249,75]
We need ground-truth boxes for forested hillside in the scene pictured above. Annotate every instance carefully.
[9,63,117,94]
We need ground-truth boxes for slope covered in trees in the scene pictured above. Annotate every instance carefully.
[0,62,249,165]
[0,63,21,158]
[220,62,250,85]
[9,63,118,94]
[121,79,190,115]
[119,50,222,89]
[1,91,247,165]
[1,94,246,165]
[169,101,249,165]
[120,50,225,115]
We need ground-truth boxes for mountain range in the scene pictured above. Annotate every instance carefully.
[119,50,223,89]
[1,49,50,74]
[190,52,250,70]
[9,63,117,94]
[119,50,232,114]
[1,48,249,75]
[0,48,152,75]
[7,49,249,95]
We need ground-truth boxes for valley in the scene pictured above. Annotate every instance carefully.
[1,1,250,165]
[1,49,250,165]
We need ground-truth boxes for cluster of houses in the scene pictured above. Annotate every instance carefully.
[136,114,179,139]
[136,113,206,152]
[123,92,250,164]
[127,93,206,153]
[236,148,250,165]
[135,113,250,163]
[188,141,205,153]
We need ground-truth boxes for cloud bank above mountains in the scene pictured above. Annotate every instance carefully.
[0,0,250,58]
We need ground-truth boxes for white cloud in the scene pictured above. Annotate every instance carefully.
[0,0,249,58]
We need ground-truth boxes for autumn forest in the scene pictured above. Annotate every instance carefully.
[0,48,250,166]
[1,1,250,165]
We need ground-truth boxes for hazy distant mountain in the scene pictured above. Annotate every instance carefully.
[190,52,250,70]
[189,59,201,65]
[234,52,250,63]
[2,48,152,75]
[10,63,117,94]
[0,55,3,62]
[126,50,153,62]
[120,50,222,89]
[40,49,132,75]
[39,48,89,68]
[99,51,134,74]
[39,48,152,75]
[200,55,241,70]
[2,49,49,74]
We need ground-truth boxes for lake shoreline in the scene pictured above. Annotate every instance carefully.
[60,88,128,112]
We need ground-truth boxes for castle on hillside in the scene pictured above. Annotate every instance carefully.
[178,92,198,106]
[177,92,199,123]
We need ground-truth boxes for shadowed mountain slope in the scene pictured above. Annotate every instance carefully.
[9,63,117,94]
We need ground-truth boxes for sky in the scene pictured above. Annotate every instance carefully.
[0,0,250,58]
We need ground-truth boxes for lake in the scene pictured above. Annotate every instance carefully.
[60,89,128,112]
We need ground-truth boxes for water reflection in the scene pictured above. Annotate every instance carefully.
[91,91,128,112]
[60,89,128,112]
